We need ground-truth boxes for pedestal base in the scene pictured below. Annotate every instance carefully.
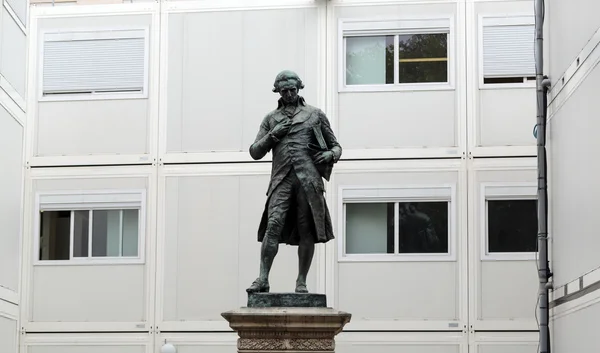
[222,306,351,352]
[248,292,327,308]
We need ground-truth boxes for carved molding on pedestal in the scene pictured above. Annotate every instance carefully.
[222,306,351,352]
[238,338,335,351]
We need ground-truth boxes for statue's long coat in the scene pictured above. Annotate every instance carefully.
[249,97,342,245]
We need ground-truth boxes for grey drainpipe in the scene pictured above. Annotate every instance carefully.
[535,0,552,352]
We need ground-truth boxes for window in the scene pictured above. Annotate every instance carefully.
[340,18,453,91]
[36,190,146,264]
[340,185,455,261]
[481,183,538,260]
[345,202,395,254]
[40,28,149,100]
[480,16,536,85]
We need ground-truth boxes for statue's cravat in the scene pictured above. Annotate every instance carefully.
[282,104,297,119]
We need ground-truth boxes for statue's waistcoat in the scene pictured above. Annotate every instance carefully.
[267,105,324,198]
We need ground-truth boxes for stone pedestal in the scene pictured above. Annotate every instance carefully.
[222,293,351,352]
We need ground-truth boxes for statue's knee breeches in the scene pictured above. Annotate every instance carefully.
[264,216,284,244]
[264,174,294,243]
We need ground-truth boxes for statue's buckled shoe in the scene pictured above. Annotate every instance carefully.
[295,282,308,293]
[246,279,270,293]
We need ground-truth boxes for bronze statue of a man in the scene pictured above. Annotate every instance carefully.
[247,70,342,294]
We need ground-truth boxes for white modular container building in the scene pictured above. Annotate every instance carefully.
[1,0,553,352]
[0,0,27,352]
[546,0,600,351]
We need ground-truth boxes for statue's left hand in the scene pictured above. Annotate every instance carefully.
[314,151,334,164]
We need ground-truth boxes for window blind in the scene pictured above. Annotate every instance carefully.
[482,24,535,78]
[39,190,145,211]
[42,30,147,95]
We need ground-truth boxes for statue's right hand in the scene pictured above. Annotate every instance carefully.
[271,120,292,138]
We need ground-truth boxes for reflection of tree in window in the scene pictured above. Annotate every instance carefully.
[487,200,537,253]
[398,33,448,83]
[345,36,394,85]
[398,202,448,253]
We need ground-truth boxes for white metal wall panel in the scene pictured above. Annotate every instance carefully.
[29,347,145,353]
[0,313,18,353]
[1,7,26,99]
[160,173,317,326]
[334,3,458,151]
[336,332,465,353]
[35,100,149,156]
[549,64,600,287]
[478,345,537,353]
[338,344,460,353]
[166,8,319,153]
[478,89,536,147]
[0,104,23,294]
[25,175,150,328]
[32,175,148,193]
[338,262,458,320]
[479,261,537,320]
[334,3,457,28]
[157,333,237,353]
[552,300,600,353]
[482,24,534,78]
[548,0,600,80]
[24,333,150,353]
[0,6,3,74]
[42,32,146,95]
[5,0,27,27]
[338,91,456,149]
[472,332,539,353]
[471,1,537,155]
[30,266,146,323]
[34,15,153,158]
[470,166,538,330]
[154,344,232,353]
[332,166,463,329]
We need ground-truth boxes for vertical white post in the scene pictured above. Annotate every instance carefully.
[88,210,93,258]
[340,203,346,257]
[119,210,124,256]
[394,35,399,85]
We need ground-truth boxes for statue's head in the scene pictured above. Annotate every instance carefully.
[272,70,304,105]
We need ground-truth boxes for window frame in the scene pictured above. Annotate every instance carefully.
[38,26,150,102]
[478,14,536,90]
[338,184,456,262]
[33,189,147,265]
[338,16,455,93]
[480,182,538,261]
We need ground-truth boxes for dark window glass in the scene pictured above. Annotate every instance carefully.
[385,36,394,84]
[483,76,536,84]
[398,33,448,83]
[73,210,89,257]
[345,203,395,254]
[398,202,449,253]
[39,211,71,260]
[484,77,524,84]
[487,200,538,253]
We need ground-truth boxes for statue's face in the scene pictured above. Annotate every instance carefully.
[279,87,298,105]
